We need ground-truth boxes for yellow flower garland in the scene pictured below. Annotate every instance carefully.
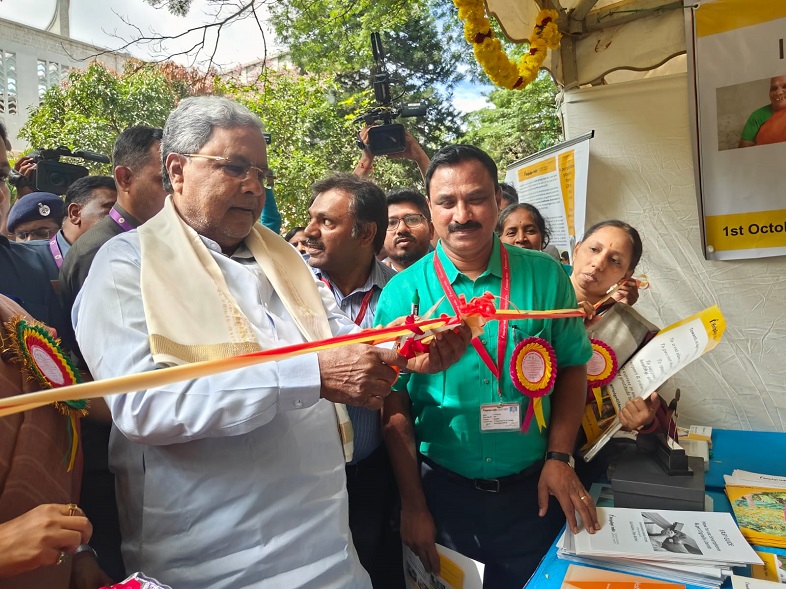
[452,1,562,90]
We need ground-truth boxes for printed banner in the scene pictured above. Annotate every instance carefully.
[504,131,592,262]
[689,0,786,260]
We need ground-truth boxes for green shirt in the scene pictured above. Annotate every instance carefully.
[376,236,592,479]
[741,105,774,143]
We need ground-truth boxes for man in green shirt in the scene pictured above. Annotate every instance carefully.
[376,145,598,589]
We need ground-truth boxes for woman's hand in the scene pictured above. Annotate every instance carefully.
[0,504,92,578]
[612,279,639,306]
[619,392,661,432]
[578,300,601,327]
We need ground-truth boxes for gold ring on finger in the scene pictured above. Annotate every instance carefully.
[56,551,67,566]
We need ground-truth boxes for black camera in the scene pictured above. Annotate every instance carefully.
[9,146,110,195]
[355,32,428,156]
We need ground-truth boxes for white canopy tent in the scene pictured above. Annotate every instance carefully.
[487,0,785,431]
[487,0,687,87]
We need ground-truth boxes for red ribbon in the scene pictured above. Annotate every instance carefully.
[433,248,510,387]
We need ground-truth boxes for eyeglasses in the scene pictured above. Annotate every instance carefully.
[181,153,275,186]
[387,214,427,231]
[15,227,58,241]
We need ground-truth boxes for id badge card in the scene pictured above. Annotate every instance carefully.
[480,403,521,432]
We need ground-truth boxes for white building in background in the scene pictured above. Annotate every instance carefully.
[0,0,127,150]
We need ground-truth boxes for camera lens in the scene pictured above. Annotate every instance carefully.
[49,172,66,188]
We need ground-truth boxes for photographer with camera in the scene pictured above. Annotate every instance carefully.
[9,147,110,198]
[352,33,429,180]
[353,124,431,179]
[9,155,36,198]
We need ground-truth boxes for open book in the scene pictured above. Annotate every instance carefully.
[580,304,660,447]
[582,306,726,462]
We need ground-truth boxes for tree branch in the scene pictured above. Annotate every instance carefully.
[62,0,268,79]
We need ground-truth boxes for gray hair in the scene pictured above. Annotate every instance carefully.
[161,96,264,191]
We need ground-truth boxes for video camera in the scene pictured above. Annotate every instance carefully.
[9,146,110,195]
[355,32,428,156]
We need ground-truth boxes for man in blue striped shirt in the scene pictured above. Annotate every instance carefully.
[304,172,402,589]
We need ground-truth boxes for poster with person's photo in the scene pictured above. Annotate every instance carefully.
[687,1,786,260]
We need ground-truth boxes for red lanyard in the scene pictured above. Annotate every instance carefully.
[433,245,510,382]
[320,278,376,326]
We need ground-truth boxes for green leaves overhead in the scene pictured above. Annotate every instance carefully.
[19,61,202,172]
[25,1,564,224]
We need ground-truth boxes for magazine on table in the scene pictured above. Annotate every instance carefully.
[731,574,786,589]
[403,543,484,589]
[560,563,686,589]
[563,507,761,566]
[557,551,730,589]
[582,306,726,461]
[725,470,786,490]
[725,471,786,549]
[750,550,786,583]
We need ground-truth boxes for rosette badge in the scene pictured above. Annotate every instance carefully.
[586,338,618,412]
[3,317,86,470]
[509,337,557,432]
[586,339,618,389]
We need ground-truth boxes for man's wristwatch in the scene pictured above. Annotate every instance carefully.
[545,451,575,469]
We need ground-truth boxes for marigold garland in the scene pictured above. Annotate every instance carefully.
[452,1,562,90]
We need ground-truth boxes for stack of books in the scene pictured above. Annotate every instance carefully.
[725,470,786,549]
[557,507,762,589]
[561,563,686,589]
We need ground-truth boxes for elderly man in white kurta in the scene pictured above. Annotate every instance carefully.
[73,96,468,589]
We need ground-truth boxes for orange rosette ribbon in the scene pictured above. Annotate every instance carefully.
[586,338,618,411]
[7,318,85,470]
[509,337,557,432]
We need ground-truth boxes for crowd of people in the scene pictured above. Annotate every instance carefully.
[0,95,661,589]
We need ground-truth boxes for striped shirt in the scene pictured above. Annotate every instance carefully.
[314,260,397,463]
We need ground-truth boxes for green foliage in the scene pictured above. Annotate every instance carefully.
[138,0,471,219]
[266,2,469,208]
[269,0,418,74]
[219,71,358,228]
[19,61,205,172]
[222,70,433,229]
[462,71,563,171]
[144,0,192,17]
[24,1,564,229]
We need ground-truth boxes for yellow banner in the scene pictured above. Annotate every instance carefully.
[517,157,556,182]
[696,0,786,38]
[705,209,786,251]
[558,150,576,237]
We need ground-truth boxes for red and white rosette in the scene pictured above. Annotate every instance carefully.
[587,339,617,388]
[586,338,618,410]
[509,337,557,432]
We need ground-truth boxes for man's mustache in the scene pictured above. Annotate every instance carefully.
[304,239,324,250]
[447,221,482,233]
